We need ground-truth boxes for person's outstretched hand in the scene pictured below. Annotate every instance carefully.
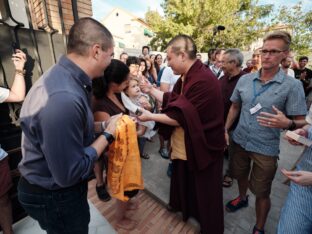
[140,81,153,94]
[285,128,307,146]
[281,169,312,186]
[137,108,153,122]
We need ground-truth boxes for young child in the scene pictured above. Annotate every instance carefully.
[124,78,156,159]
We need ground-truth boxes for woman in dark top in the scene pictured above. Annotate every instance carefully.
[92,59,139,230]
[154,54,163,75]
[140,57,157,85]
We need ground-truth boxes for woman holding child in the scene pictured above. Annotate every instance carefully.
[92,59,142,230]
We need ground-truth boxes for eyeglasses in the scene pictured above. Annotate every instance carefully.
[259,49,286,56]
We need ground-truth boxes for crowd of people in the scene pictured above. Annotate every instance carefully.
[1,17,312,234]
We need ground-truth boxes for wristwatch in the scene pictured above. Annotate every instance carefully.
[287,120,296,131]
[102,131,115,145]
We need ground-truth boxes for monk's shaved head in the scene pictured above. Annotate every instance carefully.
[166,35,197,60]
[67,17,113,56]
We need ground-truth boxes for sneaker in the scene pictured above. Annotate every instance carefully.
[167,163,173,177]
[225,195,249,212]
[159,148,169,159]
[96,184,111,202]
[252,225,265,234]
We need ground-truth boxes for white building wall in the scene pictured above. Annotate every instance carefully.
[102,8,153,55]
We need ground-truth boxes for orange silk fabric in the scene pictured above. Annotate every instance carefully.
[107,115,144,201]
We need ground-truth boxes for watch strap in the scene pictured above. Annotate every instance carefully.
[287,120,296,131]
[102,131,115,144]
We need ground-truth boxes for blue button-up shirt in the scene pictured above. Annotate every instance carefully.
[296,126,312,172]
[231,69,306,156]
[297,106,312,172]
[19,56,98,190]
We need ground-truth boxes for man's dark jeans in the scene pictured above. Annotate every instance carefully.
[17,177,90,234]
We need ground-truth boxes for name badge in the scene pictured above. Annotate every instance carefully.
[250,103,262,115]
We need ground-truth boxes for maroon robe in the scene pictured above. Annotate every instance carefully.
[219,70,246,131]
[159,60,225,233]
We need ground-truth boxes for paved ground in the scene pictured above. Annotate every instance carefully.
[88,180,198,233]
[1,201,116,234]
[141,132,305,234]
[7,132,304,234]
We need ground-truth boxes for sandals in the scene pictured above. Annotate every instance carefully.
[223,175,233,188]
[140,153,150,159]
[252,225,265,234]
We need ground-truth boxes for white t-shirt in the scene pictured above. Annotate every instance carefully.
[0,87,9,103]
[286,68,295,78]
[160,67,180,92]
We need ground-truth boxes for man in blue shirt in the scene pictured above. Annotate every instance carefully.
[17,18,120,234]
[224,31,306,234]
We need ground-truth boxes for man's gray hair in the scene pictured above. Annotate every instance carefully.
[224,48,244,67]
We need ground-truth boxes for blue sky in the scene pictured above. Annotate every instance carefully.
[91,0,312,21]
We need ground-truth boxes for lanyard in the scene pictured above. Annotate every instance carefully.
[252,79,273,104]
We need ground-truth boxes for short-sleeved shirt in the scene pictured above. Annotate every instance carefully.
[231,69,307,157]
[160,67,180,92]
[0,87,9,103]
[297,104,312,172]
[286,68,295,78]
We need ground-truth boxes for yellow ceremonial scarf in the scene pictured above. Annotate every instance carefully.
[170,75,187,161]
[171,126,187,160]
[107,115,144,201]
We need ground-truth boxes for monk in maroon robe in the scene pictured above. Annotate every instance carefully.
[138,35,225,234]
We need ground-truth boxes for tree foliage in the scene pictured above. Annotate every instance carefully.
[145,0,273,51]
[270,2,312,56]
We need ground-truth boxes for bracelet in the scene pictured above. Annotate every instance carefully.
[100,121,106,132]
